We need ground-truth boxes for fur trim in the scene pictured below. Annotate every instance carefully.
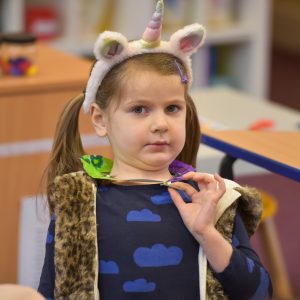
[93,31,129,60]
[235,186,263,236]
[169,24,206,56]
[205,186,263,299]
[207,201,238,299]
[53,172,98,300]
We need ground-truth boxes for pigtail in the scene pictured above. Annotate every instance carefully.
[45,93,85,213]
[176,93,201,168]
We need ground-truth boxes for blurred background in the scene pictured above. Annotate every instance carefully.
[0,0,299,299]
[1,0,299,109]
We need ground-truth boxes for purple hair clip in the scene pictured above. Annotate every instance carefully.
[174,60,188,84]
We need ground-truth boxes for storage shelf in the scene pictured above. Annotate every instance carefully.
[48,24,253,56]
[1,0,271,98]
[205,24,253,45]
[50,39,95,57]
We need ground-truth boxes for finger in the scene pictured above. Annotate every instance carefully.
[214,173,226,197]
[168,187,186,211]
[182,172,215,191]
[183,172,215,183]
[180,171,195,177]
[170,181,198,198]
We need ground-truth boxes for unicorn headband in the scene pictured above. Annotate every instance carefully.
[83,0,206,113]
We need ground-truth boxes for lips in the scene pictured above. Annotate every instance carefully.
[148,140,169,146]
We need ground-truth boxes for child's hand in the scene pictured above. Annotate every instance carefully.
[168,172,226,240]
[169,172,233,272]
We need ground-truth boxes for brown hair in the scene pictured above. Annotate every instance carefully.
[45,53,200,213]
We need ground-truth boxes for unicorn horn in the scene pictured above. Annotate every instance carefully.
[141,0,164,48]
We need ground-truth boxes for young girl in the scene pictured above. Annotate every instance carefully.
[38,1,272,299]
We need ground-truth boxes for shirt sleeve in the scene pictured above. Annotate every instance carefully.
[37,215,56,300]
[213,213,273,300]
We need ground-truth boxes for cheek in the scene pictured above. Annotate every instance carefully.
[172,120,186,142]
[174,115,186,133]
[110,122,143,144]
[179,127,186,143]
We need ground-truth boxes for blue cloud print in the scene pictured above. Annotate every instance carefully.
[151,191,190,205]
[123,278,156,293]
[99,260,119,274]
[251,267,270,300]
[46,232,54,244]
[134,243,183,267]
[127,209,161,222]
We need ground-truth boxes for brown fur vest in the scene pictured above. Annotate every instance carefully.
[52,171,262,299]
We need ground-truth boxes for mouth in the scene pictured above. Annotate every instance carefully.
[148,140,169,146]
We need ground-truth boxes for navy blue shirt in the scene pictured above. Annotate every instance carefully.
[38,183,272,299]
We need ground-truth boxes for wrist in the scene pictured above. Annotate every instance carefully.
[193,225,218,245]
[194,227,233,273]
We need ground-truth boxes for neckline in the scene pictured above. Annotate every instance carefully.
[98,182,167,191]
[81,154,195,185]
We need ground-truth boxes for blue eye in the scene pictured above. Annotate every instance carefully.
[166,105,180,113]
[132,106,146,114]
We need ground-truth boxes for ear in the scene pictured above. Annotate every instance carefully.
[170,24,206,55]
[90,103,108,137]
[93,31,129,60]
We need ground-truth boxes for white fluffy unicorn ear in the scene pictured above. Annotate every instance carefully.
[93,31,129,60]
[170,24,206,56]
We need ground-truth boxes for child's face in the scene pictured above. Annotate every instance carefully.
[94,69,186,174]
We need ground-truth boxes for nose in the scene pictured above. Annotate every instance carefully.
[150,111,168,133]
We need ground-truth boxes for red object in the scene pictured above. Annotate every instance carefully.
[18,60,32,73]
[248,119,275,131]
[1,60,11,74]
[25,6,60,41]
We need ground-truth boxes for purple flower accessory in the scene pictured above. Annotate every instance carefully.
[168,160,195,183]
[174,60,188,84]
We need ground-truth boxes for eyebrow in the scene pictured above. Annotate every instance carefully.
[124,98,186,105]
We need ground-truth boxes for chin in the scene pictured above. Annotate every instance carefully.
[143,154,175,169]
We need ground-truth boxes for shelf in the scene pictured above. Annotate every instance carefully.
[50,38,95,56]
[50,24,254,56]
[205,23,253,45]
[1,0,271,98]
